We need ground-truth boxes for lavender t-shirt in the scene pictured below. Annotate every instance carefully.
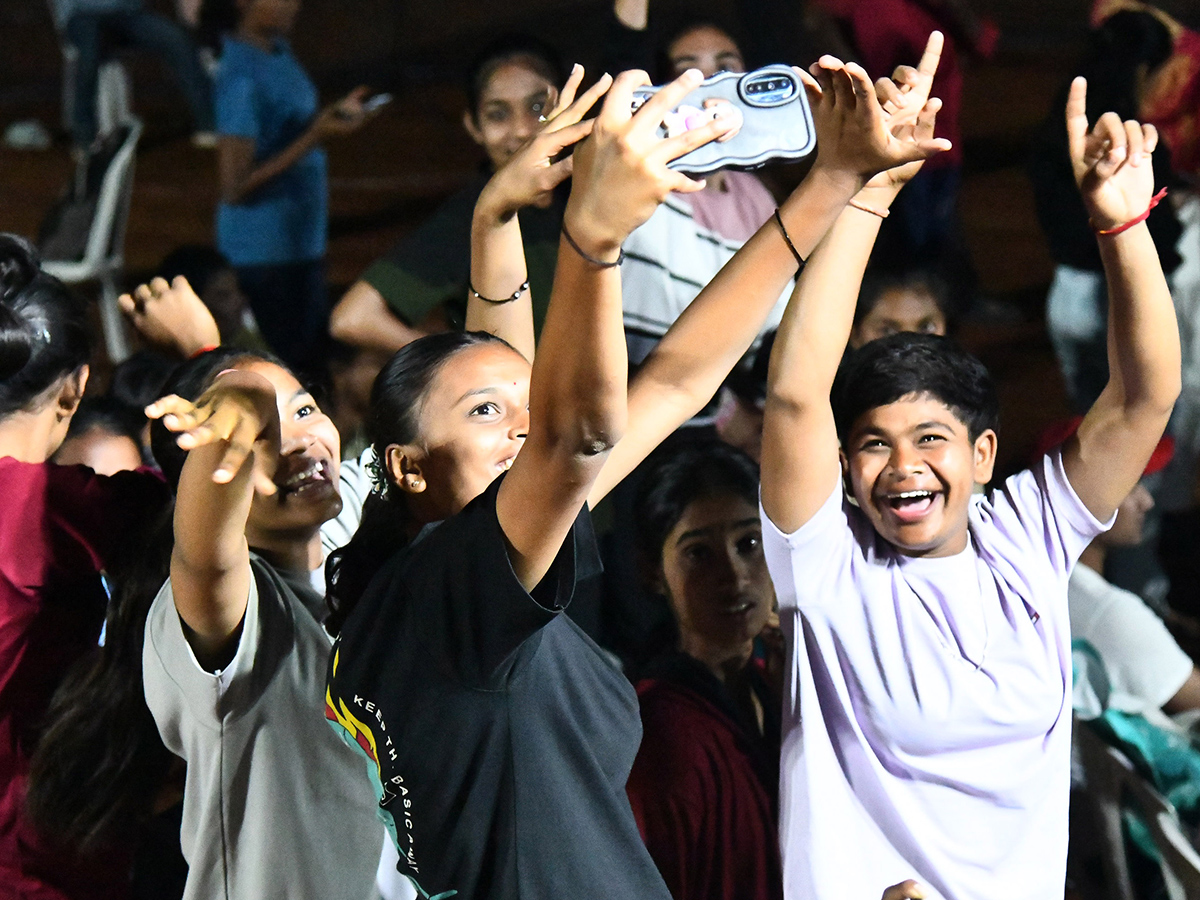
[761,450,1110,900]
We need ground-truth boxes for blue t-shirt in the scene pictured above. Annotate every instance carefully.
[215,36,326,266]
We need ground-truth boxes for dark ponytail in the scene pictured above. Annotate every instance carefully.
[326,330,512,634]
[0,234,91,414]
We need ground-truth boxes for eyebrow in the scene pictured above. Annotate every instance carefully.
[455,386,500,405]
[676,517,761,545]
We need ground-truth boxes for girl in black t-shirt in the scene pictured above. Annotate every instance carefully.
[326,55,950,900]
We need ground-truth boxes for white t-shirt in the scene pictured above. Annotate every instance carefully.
[143,556,383,900]
[621,178,790,367]
[1068,563,1193,714]
[761,451,1110,900]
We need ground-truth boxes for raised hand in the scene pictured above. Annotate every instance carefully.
[1066,76,1159,231]
[313,86,376,139]
[874,31,944,130]
[564,67,741,257]
[147,369,280,494]
[119,275,221,358]
[477,65,614,221]
[805,56,951,190]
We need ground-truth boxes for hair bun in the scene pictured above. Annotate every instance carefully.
[0,234,41,380]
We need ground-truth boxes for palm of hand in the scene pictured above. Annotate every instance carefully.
[1077,140,1156,227]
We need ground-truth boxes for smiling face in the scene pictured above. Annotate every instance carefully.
[388,342,531,524]
[464,60,558,170]
[238,361,342,544]
[660,492,775,664]
[851,286,947,349]
[843,394,997,557]
[667,25,745,78]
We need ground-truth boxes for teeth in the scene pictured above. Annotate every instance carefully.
[284,461,321,487]
[894,490,932,499]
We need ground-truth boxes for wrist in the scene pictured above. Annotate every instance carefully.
[473,189,519,230]
[806,163,867,199]
[561,205,624,262]
[856,182,903,208]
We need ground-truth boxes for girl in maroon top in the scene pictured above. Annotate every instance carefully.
[0,235,174,899]
[627,439,783,900]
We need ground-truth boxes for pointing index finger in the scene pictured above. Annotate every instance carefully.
[916,31,944,82]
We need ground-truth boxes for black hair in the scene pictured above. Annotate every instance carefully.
[0,234,91,418]
[25,501,175,854]
[466,34,564,122]
[832,332,999,443]
[1079,11,1173,121]
[108,350,178,412]
[27,347,283,852]
[853,265,957,332]
[150,346,283,489]
[635,439,761,564]
[62,395,145,446]
[326,330,513,634]
[657,16,746,80]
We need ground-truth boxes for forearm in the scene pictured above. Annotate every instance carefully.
[465,205,535,361]
[642,167,861,408]
[529,233,627,458]
[330,282,427,354]
[170,442,254,652]
[223,128,320,204]
[1100,222,1181,416]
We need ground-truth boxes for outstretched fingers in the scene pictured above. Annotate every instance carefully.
[547,70,612,132]
[146,394,210,433]
[629,68,703,137]
[546,63,585,121]
[655,109,738,169]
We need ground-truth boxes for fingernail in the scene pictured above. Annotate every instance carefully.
[685,67,703,82]
[1113,145,1126,158]
[572,62,581,72]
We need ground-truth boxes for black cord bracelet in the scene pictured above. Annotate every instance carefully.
[469,279,529,304]
[774,208,806,271]
[561,223,624,268]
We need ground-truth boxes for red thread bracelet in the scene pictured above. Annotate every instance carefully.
[1093,187,1168,236]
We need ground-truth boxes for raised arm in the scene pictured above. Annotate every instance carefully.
[589,37,950,507]
[1061,76,1181,520]
[498,68,737,590]
[760,57,951,534]
[465,66,611,361]
[119,275,220,358]
[147,372,280,669]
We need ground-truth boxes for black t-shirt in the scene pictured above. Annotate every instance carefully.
[326,477,671,900]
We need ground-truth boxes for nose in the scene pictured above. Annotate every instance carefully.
[280,429,315,456]
[511,406,529,442]
[513,110,539,144]
[888,440,924,475]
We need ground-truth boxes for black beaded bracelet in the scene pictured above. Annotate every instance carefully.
[774,208,806,271]
[561,223,624,268]
[469,279,529,304]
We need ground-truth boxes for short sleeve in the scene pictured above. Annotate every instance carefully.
[360,180,483,326]
[980,449,1113,578]
[399,475,598,685]
[215,73,260,140]
[760,483,857,612]
[143,559,292,736]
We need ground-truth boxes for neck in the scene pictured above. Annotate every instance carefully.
[680,634,753,684]
[1078,540,1107,575]
[0,409,57,463]
[249,529,324,573]
[236,23,277,52]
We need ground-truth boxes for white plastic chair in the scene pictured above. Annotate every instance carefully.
[1074,720,1200,900]
[41,118,143,363]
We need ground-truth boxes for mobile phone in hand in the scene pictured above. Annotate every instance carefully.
[630,66,815,175]
[362,93,393,114]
